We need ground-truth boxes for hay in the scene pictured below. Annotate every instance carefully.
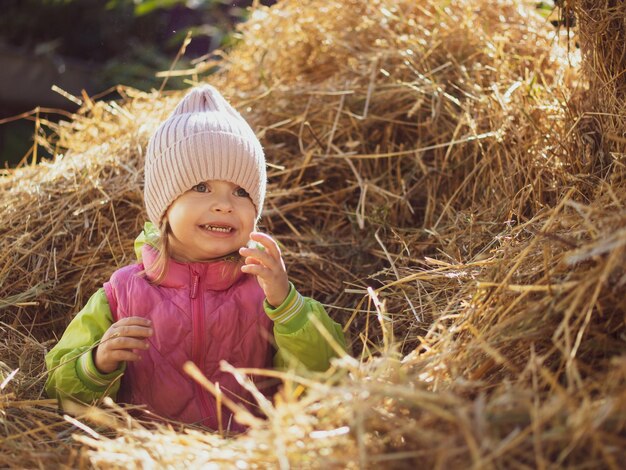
[567,0,626,162]
[1,0,626,467]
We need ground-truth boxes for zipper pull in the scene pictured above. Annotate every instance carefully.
[190,271,199,299]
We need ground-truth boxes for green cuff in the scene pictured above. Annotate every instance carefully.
[76,349,123,392]
[264,282,308,332]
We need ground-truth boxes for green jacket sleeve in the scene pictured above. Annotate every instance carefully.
[264,283,347,372]
[44,288,124,404]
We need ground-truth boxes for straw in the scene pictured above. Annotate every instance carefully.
[2,0,626,467]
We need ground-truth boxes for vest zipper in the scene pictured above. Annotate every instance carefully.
[190,272,199,299]
[190,269,212,422]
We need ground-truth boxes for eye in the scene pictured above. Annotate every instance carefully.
[235,187,250,198]
[192,182,208,193]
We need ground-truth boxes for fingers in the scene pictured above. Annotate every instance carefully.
[101,316,153,353]
[239,233,284,268]
[239,248,279,271]
[242,256,262,266]
[105,349,144,364]
[95,318,152,373]
[104,336,150,352]
[239,231,287,284]
[112,316,152,328]
[109,323,153,340]
[248,232,282,259]
[240,263,272,277]
[106,317,152,340]
[239,231,290,307]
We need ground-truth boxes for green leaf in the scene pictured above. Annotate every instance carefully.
[134,0,186,17]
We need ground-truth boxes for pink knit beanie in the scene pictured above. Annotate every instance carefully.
[144,85,266,227]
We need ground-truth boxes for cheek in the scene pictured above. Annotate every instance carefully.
[165,205,188,237]
[237,200,257,224]
[240,217,254,236]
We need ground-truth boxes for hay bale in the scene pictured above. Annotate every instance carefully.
[210,0,580,346]
[568,0,626,162]
[1,0,625,468]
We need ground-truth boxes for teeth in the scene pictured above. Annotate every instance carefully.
[201,224,232,233]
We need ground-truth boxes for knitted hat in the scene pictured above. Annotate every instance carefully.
[144,85,266,227]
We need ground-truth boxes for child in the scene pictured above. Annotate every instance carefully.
[45,85,347,432]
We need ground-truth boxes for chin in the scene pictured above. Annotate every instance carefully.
[200,247,238,260]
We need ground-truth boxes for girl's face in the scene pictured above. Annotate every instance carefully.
[165,180,256,262]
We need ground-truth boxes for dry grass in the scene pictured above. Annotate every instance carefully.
[1,0,625,468]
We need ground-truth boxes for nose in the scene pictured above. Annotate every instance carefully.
[212,204,232,213]
[210,189,233,213]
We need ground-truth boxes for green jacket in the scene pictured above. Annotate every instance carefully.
[45,223,346,404]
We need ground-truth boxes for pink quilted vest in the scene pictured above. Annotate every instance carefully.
[103,245,274,432]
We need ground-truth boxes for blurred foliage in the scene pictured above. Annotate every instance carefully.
[0,0,272,91]
[0,0,274,166]
[536,1,555,16]
[108,0,226,17]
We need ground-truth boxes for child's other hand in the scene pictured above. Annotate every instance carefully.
[239,232,290,308]
[94,317,153,374]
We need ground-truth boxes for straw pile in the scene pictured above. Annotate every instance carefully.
[1,0,625,467]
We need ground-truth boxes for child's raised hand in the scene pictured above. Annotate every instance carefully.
[94,317,153,374]
[239,232,290,308]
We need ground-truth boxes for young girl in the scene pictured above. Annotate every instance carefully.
[45,85,346,432]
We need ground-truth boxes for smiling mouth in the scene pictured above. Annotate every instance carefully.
[199,224,233,233]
